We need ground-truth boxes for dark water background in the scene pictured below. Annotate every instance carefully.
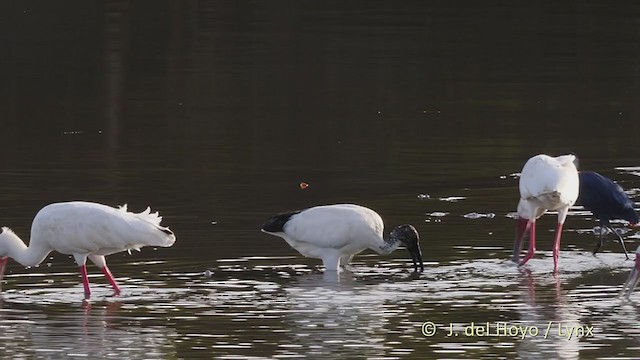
[1,1,640,359]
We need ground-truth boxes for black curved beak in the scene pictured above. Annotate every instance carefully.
[393,224,424,273]
[408,243,424,273]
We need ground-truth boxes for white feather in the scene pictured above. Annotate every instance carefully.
[518,154,579,220]
[513,154,580,272]
[261,204,420,272]
[279,204,384,258]
[0,201,175,266]
[0,201,175,298]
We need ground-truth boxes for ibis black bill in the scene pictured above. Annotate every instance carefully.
[409,244,424,272]
[393,224,424,273]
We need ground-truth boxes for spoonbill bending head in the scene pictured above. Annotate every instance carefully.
[261,204,424,272]
[0,201,176,298]
[512,154,579,272]
[577,171,639,259]
[621,245,640,299]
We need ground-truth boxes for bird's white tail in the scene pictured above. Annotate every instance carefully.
[118,204,175,247]
[1,227,15,236]
[119,204,163,226]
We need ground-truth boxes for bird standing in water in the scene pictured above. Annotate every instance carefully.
[513,154,580,272]
[577,171,638,259]
[0,201,176,298]
[261,204,423,272]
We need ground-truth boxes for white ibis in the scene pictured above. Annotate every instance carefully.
[0,201,176,298]
[261,204,423,272]
[621,245,640,299]
[576,171,639,258]
[512,154,579,272]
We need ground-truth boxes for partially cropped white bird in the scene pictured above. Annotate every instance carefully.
[261,204,423,272]
[621,245,640,300]
[0,201,176,298]
[512,154,579,272]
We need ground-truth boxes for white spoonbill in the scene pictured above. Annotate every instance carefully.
[261,204,423,272]
[621,245,640,299]
[512,154,579,272]
[0,201,176,298]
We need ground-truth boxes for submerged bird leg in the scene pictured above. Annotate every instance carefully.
[552,222,564,273]
[607,224,630,260]
[101,266,121,295]
[519,220,536,266]
[321,254,341,272]
[79,265,92,299]
[592,229,604,256]
[621,269,639,299]
[621,253,640,299]
[339,254,354,271]
[339,254,353,267]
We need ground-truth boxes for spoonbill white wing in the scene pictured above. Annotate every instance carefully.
[519,154,579,208]
[31,202,175,256]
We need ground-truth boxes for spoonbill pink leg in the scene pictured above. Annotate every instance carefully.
[552,222,564,273]
[79,264,91,299]
[0,256,8,281]
[101,266,121,295]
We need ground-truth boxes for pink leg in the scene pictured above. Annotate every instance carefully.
[552,222,564,273]
[0,256,8,281]
[80,265,91,299]
[520,220,536,266]
[101,266,121,296]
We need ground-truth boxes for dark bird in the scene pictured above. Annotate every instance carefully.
[576,171,639,259]
[261,204,424,272]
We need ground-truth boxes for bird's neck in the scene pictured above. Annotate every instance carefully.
[376,235,402,255]
[0,230,50,267]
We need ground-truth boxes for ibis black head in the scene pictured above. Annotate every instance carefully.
[390,224,424,272]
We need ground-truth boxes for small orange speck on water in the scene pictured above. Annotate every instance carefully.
[299,182,309,190]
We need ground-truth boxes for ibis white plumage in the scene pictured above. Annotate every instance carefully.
[512,154,579,272]
[261,204,423,272]
[621,245,640,299]
[0,201,176,298]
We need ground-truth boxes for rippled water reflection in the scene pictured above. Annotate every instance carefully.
[1,250,639,358]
